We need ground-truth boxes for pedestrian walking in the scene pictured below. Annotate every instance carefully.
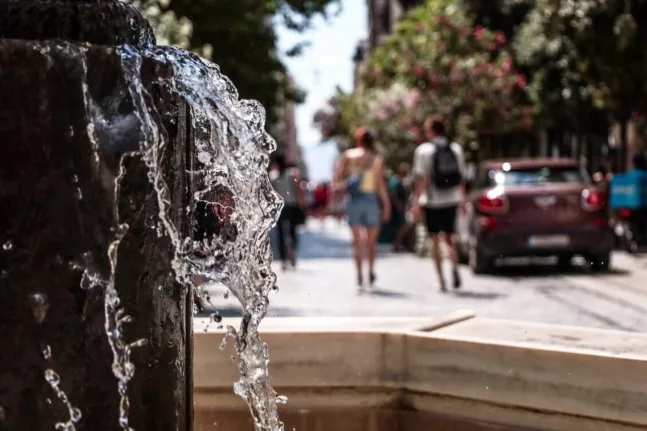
[270,153,306,270]
[312,181,331,227]
[411,115,465,292]
[334,127,391,289]
[390,163,415,252]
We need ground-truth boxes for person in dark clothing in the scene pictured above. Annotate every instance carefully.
[270,153,306,269]
[390,163,414,252]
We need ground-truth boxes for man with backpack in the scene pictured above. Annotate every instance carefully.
[411,115,465,292]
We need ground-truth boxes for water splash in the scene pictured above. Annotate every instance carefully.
[42,345,82,431]
[139,47,285,430]
[103,223,148,431]
[39,37,283,430]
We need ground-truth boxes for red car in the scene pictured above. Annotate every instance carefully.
[457,158,614,274]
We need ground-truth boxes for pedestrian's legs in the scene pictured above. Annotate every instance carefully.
[366,226,379,284]
[443,233,462,288]
[276,212,288,269]
[287,206,299,267]
[394,220,413,251]
[429,234,445,290]
[350,225,364,285]
[443,234,459,266]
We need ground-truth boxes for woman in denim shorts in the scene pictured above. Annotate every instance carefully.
[334,128,391,289]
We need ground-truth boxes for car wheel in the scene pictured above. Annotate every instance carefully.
[469,238,493,275]
[590,252,611,272]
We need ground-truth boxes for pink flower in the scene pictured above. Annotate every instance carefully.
[496,31,507,45]
[408,89,422,108]
[502,57,513,72]
[473,25,485,40]
[517,75,527,89]
[415,65,426,77]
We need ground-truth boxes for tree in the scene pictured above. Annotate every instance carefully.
[124,0,193,50]
[165,0,340,128]
[514,0,647,132]
[317,1,531,166]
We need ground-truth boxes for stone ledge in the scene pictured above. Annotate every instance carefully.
[194,314,647,429]
[194,309,475,333]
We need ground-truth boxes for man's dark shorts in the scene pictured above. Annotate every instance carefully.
[424,205,458,235]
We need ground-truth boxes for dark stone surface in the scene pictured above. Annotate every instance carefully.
[0,39,191,431]
[0,0,155,48]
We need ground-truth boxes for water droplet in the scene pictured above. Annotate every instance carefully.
[71,174,79,184]
[74,188,83,200]
[2,241,13,251]
[67,126,75,138]
[27,292,49,323]
[271,284,279,292]
[276,395,288,405]
[70,408,82,423]
[42,344,52,360]
[45,369,60,386]
[210,312,222,323]
[223,291,229,299]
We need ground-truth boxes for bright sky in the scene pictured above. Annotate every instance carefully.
[276,1,368,182]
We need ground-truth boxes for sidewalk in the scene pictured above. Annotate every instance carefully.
[198,218,647,332]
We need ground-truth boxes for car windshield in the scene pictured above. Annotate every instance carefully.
[488,166,590,186]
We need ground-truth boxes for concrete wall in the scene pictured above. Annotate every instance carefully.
[193,312,647,430]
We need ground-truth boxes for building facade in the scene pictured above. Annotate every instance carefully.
[271,74,309,179]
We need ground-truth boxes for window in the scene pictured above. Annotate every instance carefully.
[485,166,591,187]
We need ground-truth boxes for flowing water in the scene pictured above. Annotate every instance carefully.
[32,41,284,431]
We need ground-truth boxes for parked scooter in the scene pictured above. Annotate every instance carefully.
[609,158,647,254]
[613,208,640,254]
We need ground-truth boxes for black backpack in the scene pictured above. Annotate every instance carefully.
[431,143,462,189]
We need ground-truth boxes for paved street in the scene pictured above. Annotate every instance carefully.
[198,219,647,332]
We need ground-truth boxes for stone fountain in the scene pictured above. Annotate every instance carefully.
[0,1,194,430]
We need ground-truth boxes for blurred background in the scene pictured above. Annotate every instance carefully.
[131,0,647,333]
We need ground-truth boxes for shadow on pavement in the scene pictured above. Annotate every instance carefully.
[366,289,410,299]
[452,290,507,300]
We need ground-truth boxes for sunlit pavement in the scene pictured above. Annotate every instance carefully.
[197,218,647,333]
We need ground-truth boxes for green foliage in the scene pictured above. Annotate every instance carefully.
[514,0,647,132]
[165,0,340,128]
[124,0,193,49]
[317,1,531,166]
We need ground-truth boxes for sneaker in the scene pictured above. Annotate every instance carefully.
[439,278,447,293]
[369,271,377,288]
[452,267,462,289]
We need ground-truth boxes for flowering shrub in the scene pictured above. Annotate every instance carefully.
[314,2,532,165]
[365,3,532,146]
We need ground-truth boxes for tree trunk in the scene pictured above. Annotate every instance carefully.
[0,36,192,431]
